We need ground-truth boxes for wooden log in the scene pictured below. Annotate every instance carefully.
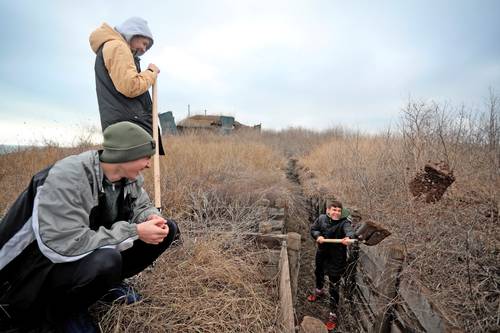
[355,291,376,331]
[358,251,384,281]
[355,273,376,313]
[369,244,405,333]
[244,232,288,249]
[269,207,285,219]
[286,232,301,305]
[399,278,463,332]
[391,303,426,333]
[362,244,390,271]
[278,241,295,333]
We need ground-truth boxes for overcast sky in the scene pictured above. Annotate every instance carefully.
[1,0,499,145]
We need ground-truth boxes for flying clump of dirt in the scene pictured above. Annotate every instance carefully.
[409,161,455,203]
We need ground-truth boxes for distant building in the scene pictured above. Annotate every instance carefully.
[176,115,261,134]
[159,111,177,135]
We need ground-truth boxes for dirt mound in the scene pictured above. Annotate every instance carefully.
[409,161,455,203]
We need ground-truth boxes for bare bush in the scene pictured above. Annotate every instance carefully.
[0,146,86,215]
[258,126,348,158]
[185,187,269,232]
[300,93,500,331]
[2,91,498,331]
[96,236,283,333]
[146,132,295,220]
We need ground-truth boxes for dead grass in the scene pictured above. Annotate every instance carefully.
[0,145,87,214]
[0,133,297,333]
[146,132,295,221]
[299,131,499,331]
[2,98,497,332]
[96,235,283,333]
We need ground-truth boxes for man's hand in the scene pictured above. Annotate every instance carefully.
[316,236,325,244]
[146,214,165,223]
[148,63,160,74]
[137,216,169,244]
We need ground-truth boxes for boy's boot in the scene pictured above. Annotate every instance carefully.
[325,312,337,331]
[306,288,325,302]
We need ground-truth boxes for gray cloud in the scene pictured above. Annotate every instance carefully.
[1,0,499,144]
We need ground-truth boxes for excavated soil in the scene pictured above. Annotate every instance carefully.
[409,161,455,203]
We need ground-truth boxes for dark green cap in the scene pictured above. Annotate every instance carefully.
[100,122,156,163]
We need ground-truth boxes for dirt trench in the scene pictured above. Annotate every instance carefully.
[283,158,344,330]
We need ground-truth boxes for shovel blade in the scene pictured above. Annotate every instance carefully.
[355,220,391,246]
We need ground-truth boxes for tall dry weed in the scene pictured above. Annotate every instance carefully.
[299,96,500,331]
[97,236,283,333]
[0,132,296,333]
[145,132,296,225]
[0,146,85,214]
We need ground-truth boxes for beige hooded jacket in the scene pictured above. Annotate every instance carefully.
[89,22,157,98]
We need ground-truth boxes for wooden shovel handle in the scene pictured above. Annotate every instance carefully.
[152,82,161,210]
[322,239,357,244]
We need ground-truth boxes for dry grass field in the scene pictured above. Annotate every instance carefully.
[0,97,498,332]
[0,133,299,333]
[299,100,499,332]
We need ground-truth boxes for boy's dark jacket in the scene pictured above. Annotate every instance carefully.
[310,210,355,268]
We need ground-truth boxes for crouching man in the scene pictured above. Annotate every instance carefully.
[0,121,178,332]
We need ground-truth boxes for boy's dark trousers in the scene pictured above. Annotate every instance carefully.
[314,249,346,312]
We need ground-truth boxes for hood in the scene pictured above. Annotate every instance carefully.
[115,17,154,50]
[89,23,125,53]
[340,207,350,219]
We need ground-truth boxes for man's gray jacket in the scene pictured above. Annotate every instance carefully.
[0,150,158,314]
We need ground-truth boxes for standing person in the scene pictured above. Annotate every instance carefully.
[308,200,355,331]
[0,122,178,332]
[89,16,165,154]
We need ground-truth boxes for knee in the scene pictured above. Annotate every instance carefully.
[166,219,180,242]
[157,219,180,249]
[91,248,122,281]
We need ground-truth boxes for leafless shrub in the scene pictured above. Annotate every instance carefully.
[96,236,283,333]
[258,126,348,158]
[300,91,500,331]
[145,132,293,219]
[185,187,269,232]
[0,146,85,214]
[2,91,498,331]
[0,132,296,332]
[72,124,102,148]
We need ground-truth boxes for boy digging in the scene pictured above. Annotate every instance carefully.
[309,200,355,331]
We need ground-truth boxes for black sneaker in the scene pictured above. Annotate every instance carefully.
[100,281,141,305]
[60,309,99,333]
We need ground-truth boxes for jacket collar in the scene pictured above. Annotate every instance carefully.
[327,214,344,224]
